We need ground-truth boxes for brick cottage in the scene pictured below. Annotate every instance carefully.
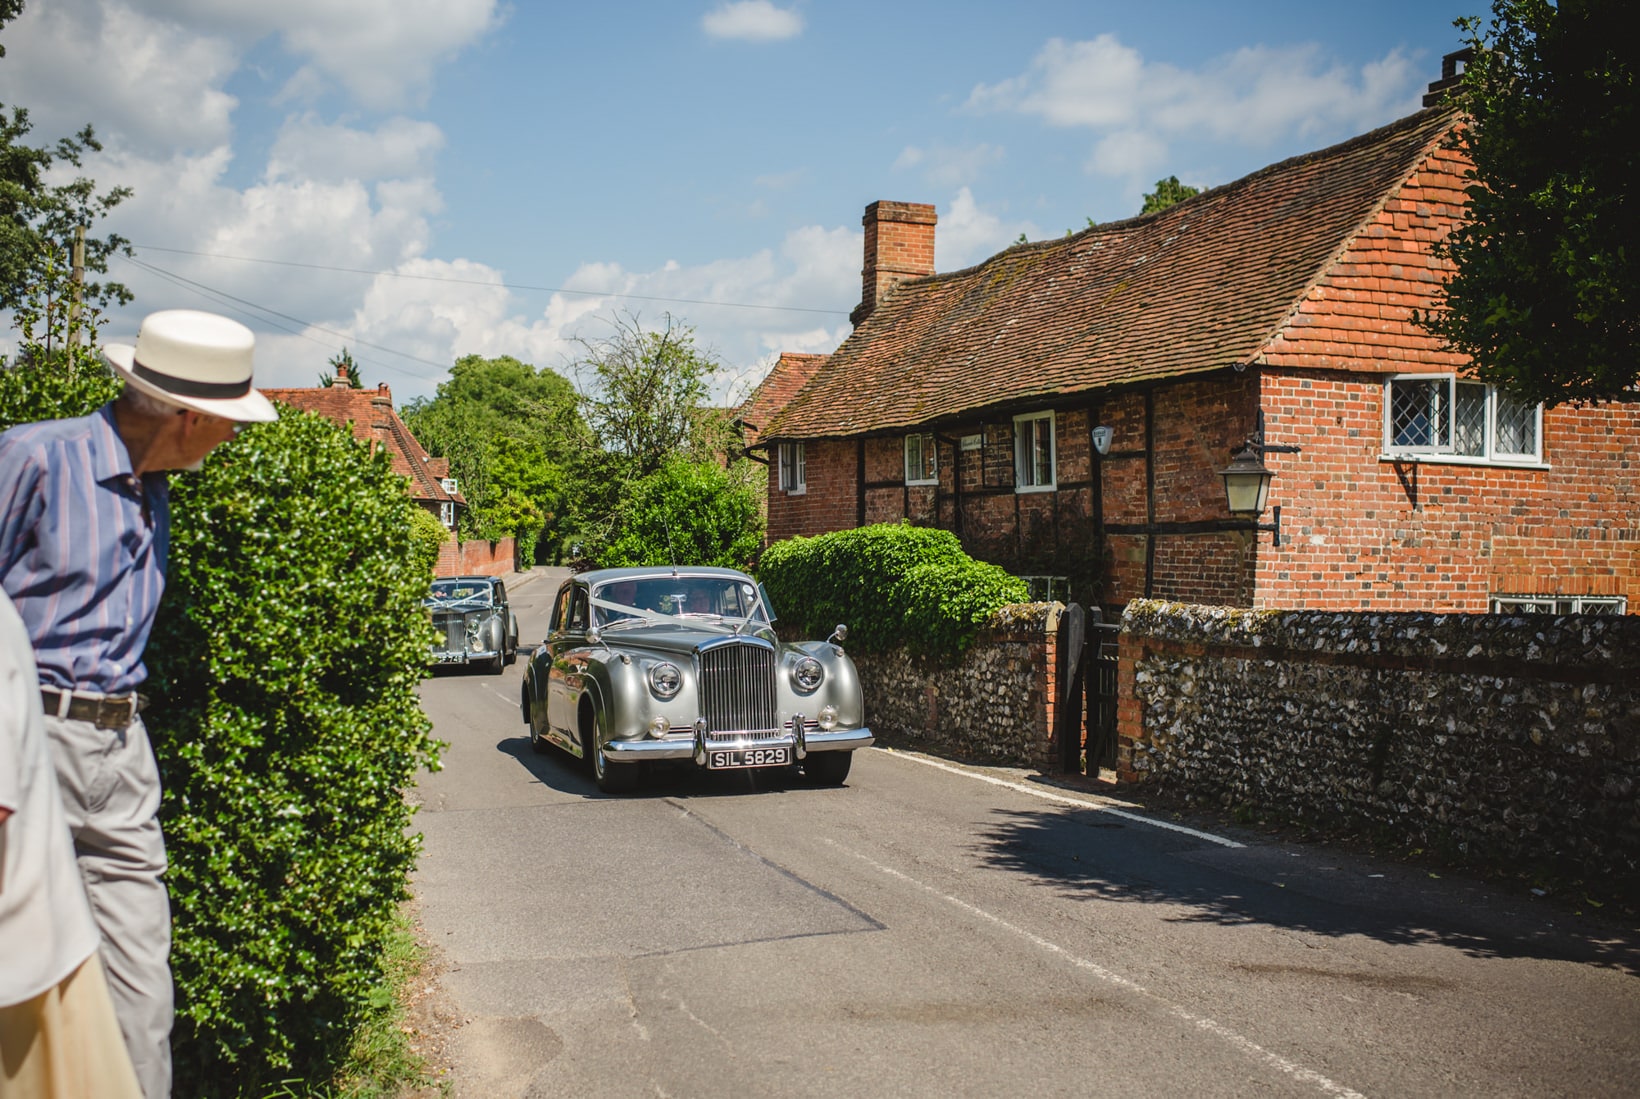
[754,104,1637,617]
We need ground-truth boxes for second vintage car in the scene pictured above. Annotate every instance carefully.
[521,566,873,792]
[426,575,519,673]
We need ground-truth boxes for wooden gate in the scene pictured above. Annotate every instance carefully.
[1055,605,1120,775]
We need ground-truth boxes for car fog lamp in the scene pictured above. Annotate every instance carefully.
[648,716,671,738]
[648,661,682,699]
[793,656,824,692]
[818,705,838,731]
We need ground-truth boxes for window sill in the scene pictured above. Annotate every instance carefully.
[905,478,939,487]
[1014,484,1057,494]
[782,486,807,496]
[1378,453,1550,471]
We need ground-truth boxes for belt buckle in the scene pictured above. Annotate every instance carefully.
[95,695,135,730]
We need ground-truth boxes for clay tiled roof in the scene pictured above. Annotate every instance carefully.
[736,352,827,445]
[261,383,463,506]
[766,107,1460,441]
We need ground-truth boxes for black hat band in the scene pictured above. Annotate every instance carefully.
[133,358,252,400]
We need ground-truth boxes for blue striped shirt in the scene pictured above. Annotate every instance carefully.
[0,403,170,694]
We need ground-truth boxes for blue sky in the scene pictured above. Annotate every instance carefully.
[0,1,1479,405]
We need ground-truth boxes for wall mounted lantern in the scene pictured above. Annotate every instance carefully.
[1091,425,1114,456]
[1218,411,1299,546]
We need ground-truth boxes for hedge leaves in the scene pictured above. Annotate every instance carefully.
[144,408,443,1094]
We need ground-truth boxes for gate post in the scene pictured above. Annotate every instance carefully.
[1055,603,1087,773]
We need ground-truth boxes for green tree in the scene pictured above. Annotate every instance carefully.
[1140,175,1201,215]
[1420,0,1636,406]
[597,455,764,570]
[577,312,719,477]
[402,353,586,563]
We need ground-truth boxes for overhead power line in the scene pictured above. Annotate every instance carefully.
[120,256,448,380]
[131,244,853,317]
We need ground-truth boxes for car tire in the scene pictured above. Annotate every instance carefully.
[802,751,853,786]
[526,693,550,755]
[488,653,505,675]
[586,710,638,794]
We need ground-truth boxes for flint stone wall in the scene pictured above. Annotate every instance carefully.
[853,603,1061,769]
[1118,599,1640,892]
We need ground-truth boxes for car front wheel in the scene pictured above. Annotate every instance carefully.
[585,708,638,793]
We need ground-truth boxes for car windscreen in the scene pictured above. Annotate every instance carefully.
[426,582,492,606]
[590,576,769,627]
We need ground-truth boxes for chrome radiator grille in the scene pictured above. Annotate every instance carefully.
[698,643,778,741]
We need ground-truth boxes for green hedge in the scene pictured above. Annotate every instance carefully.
[145,409,443,1095]
[758,522,1029,657]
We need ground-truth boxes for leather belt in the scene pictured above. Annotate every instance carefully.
[40,687,148,730]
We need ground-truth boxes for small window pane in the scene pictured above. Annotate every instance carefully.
[905,433,937,482]
[1454,382,1486,456]
[1390,378,1449,448]
[1493,395,1537,456]
[1014,414,1055,488]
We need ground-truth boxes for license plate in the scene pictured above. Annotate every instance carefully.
[708,746,790,770]
[434,652,466,664]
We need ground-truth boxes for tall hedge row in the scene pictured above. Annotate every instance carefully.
[758,522,1029,657]
[145,409,443,1094]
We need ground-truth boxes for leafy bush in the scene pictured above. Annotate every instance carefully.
[758,522,1029,656]
[144,409,443,1095]
[407,504,450,577]
[595,456,764,570]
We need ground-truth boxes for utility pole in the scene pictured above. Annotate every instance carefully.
[67,225,86,351]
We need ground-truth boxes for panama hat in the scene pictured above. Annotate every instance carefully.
[103,309,278,423]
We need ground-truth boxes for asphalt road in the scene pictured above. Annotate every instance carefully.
[409,566,1639,1098]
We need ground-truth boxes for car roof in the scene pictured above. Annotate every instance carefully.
[435,575,496,584]
[578,566,753,585]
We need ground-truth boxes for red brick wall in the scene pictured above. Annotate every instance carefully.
[435,537,516,579]
[765,439,859,542]
[1256,368,1639,611]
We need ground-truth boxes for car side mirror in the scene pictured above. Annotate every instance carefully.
[827,623,848,645]
[586,625,602,645]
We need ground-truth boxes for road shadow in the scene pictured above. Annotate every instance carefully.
[493,734,833,801]
[972,805,1640,977]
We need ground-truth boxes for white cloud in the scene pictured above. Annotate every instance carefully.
[894,142,1006,190]
[0,0,240,151]
[937,189,1035,270]
[267,115,445,184]
[967,34,1426,179]
[702,1,804,42]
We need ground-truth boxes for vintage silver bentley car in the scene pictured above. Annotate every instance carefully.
[426,575,519,673]
[521,567,873,792]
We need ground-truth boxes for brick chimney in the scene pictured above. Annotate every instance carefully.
[1422,47,1474,108]
[851,200,937,326]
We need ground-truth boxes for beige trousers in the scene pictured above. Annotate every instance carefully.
[0,953,142,1098]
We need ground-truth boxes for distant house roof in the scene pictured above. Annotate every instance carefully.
[736,352,828,446]
[765,106,1461,441]
[260,381,464,506]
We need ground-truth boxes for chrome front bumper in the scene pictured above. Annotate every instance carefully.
[602,724,874,764]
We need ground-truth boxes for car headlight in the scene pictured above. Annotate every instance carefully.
[648,661,682,699]
[793,656,824,692]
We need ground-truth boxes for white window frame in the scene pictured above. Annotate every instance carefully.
[1013,411,1056,493]
[1490,594,1627,615]
[1382,373,1545,465]
[439,500,455,529]
[904,433,938,485]
[778,442,806,494]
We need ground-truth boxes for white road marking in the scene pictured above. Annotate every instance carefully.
[872,747,1245,848]
[830,840,1367,1099]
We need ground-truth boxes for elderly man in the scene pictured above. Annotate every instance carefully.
[0,310,277,1099]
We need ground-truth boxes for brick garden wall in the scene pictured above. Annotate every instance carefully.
[434,537,516,578]
[1116,599,1640,895]
[853,603,1062,770]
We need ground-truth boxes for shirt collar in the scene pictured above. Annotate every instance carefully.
[91,402,138,485]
